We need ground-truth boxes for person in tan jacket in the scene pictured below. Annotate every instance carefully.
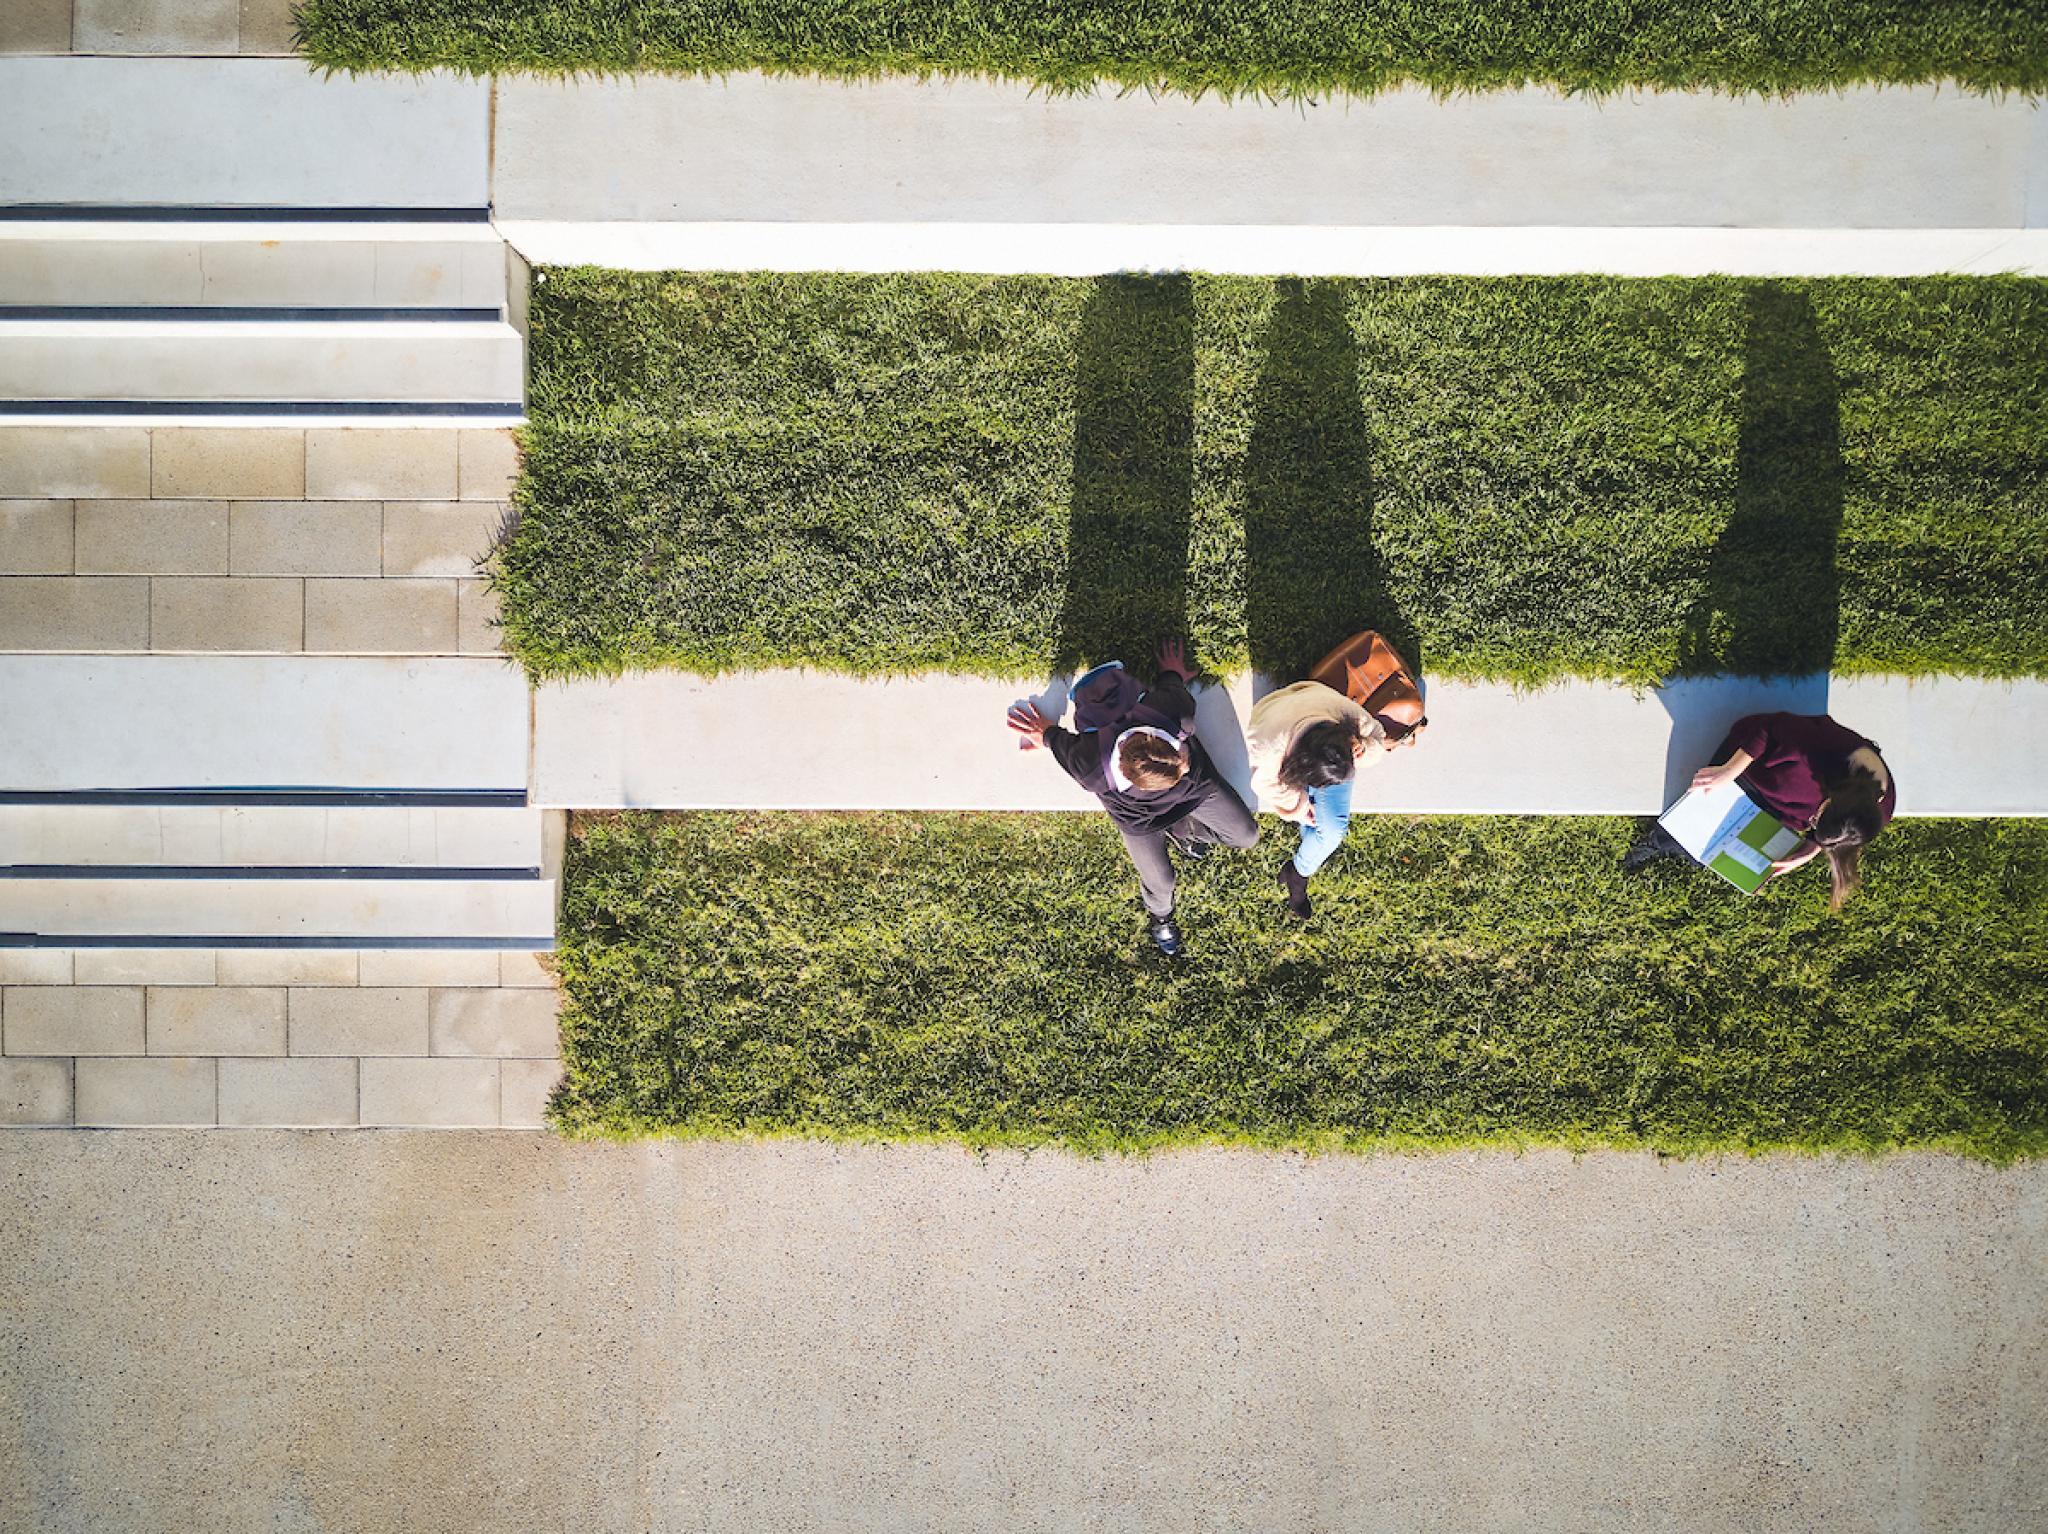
[1247,679,1397,919]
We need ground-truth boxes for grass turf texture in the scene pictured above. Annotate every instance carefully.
[550,812,2048,1158]
[294,2,2048,97]
[502,271,2048,686]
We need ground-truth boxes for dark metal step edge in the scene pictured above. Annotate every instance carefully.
[0,865,543,881]
[0,933,555,950]
[0,206,493,224]
[0,790,527,808]
[0,306,503,323]
[0,401,524,419]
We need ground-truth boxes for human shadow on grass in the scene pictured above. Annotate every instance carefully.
[1242,278,1420,698]
[1053,273,1196,676]
[1657,283,1843,804]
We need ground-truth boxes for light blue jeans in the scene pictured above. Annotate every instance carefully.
[1291,777,1355,878]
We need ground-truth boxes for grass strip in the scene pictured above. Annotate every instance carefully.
[501,271,2048,686]
[296,1,2048,97]
[550,812,2048,1159]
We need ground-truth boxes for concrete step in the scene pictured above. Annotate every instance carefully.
[2,498,510,580]
[0,948,557,986]
[0,655,528,795]
[0,963,564,1127]
[0,317,524,405]
[0,572,503,657]
[534,669,2048,818]
[0,424,521,501]
[0,805,545,871]
[0,874,557,943]
[0,223,509,309]
[1,58,487,208]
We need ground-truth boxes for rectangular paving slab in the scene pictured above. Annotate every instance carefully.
[0,655,528,792]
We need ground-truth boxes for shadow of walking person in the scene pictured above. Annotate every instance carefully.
[1243,278,1417,692]
[1679,283,1844,680]
[1053,274,1196,675]
[1657,282,1845,802]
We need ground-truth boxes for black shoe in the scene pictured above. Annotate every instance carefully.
[1148,916,1185,957]
[1278,862,1311,920]
[1174,839,1215,863]
[1621,822,1682,873]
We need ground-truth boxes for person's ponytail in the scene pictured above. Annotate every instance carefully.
[1824,842,1863,912]
[1813,768,1884,912]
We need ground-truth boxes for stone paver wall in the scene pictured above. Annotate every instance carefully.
[0,0,297,56]
[0,947,562,1127]
[0,426,514,653]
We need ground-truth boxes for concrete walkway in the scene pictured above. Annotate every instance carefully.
[496,76,2046,227]
[534,669,2048,816]
[494,75,2048,275]
[2,1133,2041,1533]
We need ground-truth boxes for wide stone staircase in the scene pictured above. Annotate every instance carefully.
[0,207,563,1131]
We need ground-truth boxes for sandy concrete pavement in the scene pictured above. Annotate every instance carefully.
[0,1134,2042,1533]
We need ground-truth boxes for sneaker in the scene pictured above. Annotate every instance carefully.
[1621,822,1682,873]
[1174,838,1215,863]
[1277,862,1312,920]
[1147,916,1185,957]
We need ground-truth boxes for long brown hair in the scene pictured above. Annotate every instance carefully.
[1279,719,1363,792]
[1813,769,1885,911]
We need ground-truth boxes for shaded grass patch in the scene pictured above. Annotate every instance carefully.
[551,812,2048,1159]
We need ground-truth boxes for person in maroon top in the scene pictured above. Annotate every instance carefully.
[1624,712,1897,909]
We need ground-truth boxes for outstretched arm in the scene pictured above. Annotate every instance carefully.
[1007,700,1054,750]
[1691,748,1755,793]
[1146,639,1199,727]
[1770,840,1824,877]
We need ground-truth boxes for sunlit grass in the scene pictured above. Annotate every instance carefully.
[550,812,2048,1159]
[298,1,2048,97]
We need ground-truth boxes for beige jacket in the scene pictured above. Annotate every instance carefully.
[1247,681,1385,823]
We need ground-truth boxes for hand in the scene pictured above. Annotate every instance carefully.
[1007,700,1053,748]
[1768,857,1801,876]
[1691,763,1735,792]
[1155,638,1189,678]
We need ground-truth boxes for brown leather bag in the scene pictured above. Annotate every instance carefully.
[1309,631,1427,743]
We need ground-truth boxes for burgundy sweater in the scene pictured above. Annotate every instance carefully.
[1724,713,1897,832]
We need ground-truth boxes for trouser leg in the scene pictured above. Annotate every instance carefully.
[1120,826,1177,917]
[1292,777,1355,877]
[1177,777,1261,851]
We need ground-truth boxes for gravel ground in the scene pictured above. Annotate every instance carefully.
[1,1134,2042,1533]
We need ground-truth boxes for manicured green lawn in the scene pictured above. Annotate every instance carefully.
[298,1,2048,97]
[501,271,2048,685]
[549,813,2048,1159]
